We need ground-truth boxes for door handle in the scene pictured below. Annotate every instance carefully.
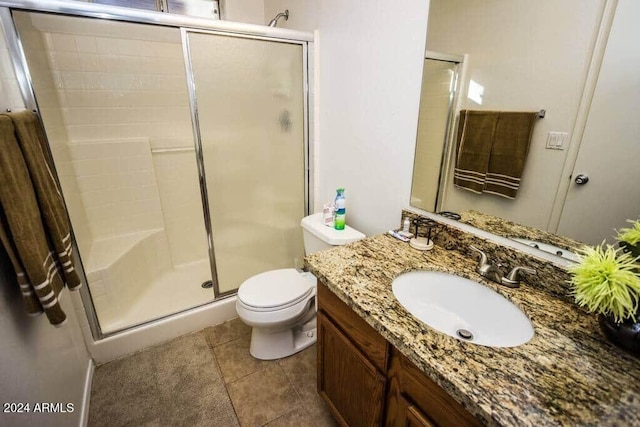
[574,174,589,185]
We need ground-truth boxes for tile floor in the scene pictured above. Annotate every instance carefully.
[89,319,337,427]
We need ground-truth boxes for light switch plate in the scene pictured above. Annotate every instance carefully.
[545,132,568,150]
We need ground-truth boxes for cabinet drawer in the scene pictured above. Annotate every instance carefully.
[406,404,436,427]
[318,281,389,372]
[395,349,481,427]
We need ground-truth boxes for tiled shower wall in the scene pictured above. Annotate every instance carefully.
[0,36,24,112]
[17,13,209,267]
[67,138,163,238]
[14,15,94,257]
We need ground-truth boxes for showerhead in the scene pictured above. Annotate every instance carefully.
[268,9,289,27]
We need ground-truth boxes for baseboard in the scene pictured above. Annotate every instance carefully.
[79,359,95,427]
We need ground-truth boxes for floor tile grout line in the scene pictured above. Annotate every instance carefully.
[257,363,305,427]
[90,322,331,427]
[259,407,303,427]
[278,359,305,403]
[206,325,309,426]
[225,362,303,427]
[278,350,334,427]
[207,335,245,350]
[277,356,322,425]
[208,340,243,427]
[223,361,272,386]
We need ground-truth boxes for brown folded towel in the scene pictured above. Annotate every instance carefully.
[484,112,537,199]
[453,110,499,194]
[0,111,81,327]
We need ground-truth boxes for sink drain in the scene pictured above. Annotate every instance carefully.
[456,329,474,340]
[201,280,213,289]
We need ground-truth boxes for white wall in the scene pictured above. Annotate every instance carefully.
[263,0,317,31]
[316,0,430,235]
[0,255,92,427]
[222,0,265,24]
[428,0,605,230]
[557,0,640,244]
[0,27,92,427]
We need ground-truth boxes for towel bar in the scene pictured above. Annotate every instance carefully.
[150,146,195,154]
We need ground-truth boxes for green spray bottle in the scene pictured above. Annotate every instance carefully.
[334,188,346,230]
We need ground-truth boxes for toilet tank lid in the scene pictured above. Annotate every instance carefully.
[301,213,366,246]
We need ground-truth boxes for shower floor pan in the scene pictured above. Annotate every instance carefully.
[98,258,213,334]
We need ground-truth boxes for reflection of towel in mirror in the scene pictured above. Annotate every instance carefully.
[453,110,499,194]
[484,112,537,199]
[0,111,81,327]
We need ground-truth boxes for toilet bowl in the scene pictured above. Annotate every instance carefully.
[236,213,365,360]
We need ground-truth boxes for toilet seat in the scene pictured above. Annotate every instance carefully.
[237,269,314,312]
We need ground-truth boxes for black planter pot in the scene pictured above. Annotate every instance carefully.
[620,241,640,259]
[599,314,640,357]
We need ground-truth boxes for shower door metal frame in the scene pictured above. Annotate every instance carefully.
[181,27,310,298]
[0,0,313,340]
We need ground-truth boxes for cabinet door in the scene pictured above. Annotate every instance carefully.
[318,312,386,427]
[406,405,436,427]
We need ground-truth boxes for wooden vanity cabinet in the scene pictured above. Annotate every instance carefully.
[317,281,481,427]
[318,313,387,427]
[317,280,389,427]
[386,348,481,427]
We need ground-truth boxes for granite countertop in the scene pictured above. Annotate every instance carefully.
[458,210,586,253]
[305,234,640,426]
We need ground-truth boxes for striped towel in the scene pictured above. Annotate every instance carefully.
[0,111,81,327]
[484,112,537,199]
[453,110,499,194]
[454,110,537,198]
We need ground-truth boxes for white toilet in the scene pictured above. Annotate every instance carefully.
[236,213,365,360]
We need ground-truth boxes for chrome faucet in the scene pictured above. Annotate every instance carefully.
[469,246,537,288]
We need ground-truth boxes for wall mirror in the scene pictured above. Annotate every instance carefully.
[411,0,640,258]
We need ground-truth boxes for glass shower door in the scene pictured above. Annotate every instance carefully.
[12,12,215,334]
[184,31,306,295]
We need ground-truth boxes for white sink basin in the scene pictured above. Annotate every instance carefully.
[511,237,580,262]
[392,271,534,347]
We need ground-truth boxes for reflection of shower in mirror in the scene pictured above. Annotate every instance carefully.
[410,52,462,213]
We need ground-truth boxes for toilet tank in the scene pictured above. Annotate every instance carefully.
[301,213,366,254]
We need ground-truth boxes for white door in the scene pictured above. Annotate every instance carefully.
[557,0,640,245]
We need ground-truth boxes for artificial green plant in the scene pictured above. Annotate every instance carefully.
[616,219,640,258]
[616,219,640,245]
[568,243,640,323]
